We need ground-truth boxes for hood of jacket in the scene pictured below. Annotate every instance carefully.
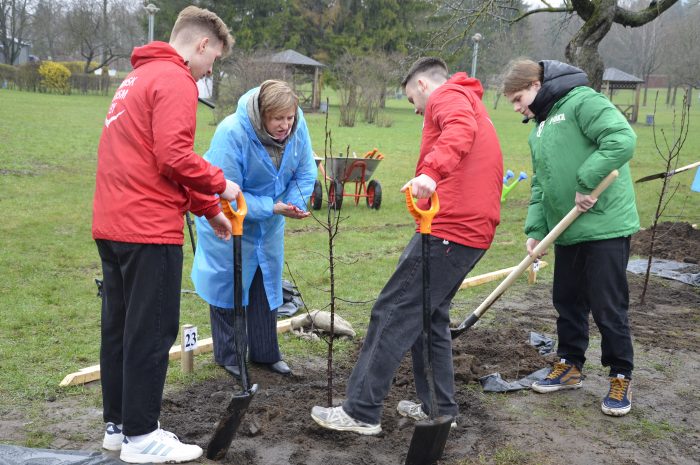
[446,72,484,99]
[130,41,193,78]
[529,60,589,123]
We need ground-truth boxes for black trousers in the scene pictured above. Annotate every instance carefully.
[343,234,485,424]
[209,267,281,366]
[553,236,634,378]
[96,240,183,436]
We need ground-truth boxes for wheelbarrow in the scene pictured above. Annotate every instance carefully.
[309,156,323,210]
[315,149,384,210]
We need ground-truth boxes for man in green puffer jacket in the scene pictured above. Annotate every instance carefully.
[502,59,640,417]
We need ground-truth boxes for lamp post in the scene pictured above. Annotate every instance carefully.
[144,3,160,43]
[470,33,482,78]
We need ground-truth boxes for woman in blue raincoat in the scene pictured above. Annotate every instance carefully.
[192,80,317,376]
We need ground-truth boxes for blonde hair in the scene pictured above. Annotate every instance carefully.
[170,6,234,57]
[259,80,299,117]
[501,59,543,95]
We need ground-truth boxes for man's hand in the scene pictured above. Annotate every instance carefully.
[575,191,597,212]
[400,173,437,199]
[208,212,232,241]
[220,179,241,202]
[526,237,547,259]
[273,202,310,219]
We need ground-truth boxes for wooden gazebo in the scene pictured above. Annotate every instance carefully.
[259,49,325,111]
[602,67,645,123]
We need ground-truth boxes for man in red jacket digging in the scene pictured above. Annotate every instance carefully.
[92,6,239,463]
[311,57,503,434]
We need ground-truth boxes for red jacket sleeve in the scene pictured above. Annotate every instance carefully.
[151,73,227,195]
[188,188,221,219]
[419,89,478,182]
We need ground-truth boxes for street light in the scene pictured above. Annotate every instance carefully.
[144,3,160,43]
[470,33,482,78]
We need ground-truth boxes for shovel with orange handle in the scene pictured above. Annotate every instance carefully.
[403,187,454,465]
[206,193,259,461]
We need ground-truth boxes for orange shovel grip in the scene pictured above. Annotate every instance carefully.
[220,193,247,236]
[405,186,439,234]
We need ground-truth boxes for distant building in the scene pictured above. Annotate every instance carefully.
[645,74,669,88]
[0,38,32,65]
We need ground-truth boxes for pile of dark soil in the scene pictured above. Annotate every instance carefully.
[631,221,699,263]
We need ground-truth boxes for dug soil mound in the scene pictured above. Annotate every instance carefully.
[159,235,698,464]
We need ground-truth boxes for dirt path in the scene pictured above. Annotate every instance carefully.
[1,224,698,464]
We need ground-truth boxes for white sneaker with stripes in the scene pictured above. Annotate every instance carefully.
[102,422,124,451]
[119,427,202,464]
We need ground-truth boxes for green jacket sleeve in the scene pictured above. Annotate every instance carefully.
[574,92,636,193]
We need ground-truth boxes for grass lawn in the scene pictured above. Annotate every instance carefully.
[0,86,698,445]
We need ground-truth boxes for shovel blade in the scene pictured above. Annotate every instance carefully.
[404,415,453,465]
[206,384,258,461]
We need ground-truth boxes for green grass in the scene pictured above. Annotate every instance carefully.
[0,86,699,441]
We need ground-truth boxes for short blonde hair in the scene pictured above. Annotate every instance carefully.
[501,59,543,95]
[259,80,298,117]
[170,6,234,57]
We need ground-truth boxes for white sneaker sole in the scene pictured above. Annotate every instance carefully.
[102,436,124,451]
[310,412,382,436]
[119,447,203,464]
[601,402,631,416]
[531,381,582,393]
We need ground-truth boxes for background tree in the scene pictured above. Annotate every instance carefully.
[0,0,33,65]
[30,0,65,60]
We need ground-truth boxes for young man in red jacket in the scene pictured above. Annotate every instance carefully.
[92,6,239,463]
[311,57,503,434]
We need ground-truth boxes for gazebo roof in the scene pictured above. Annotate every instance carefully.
[258,49,326,68]
[603,67,644,83]
[261,49,325,68]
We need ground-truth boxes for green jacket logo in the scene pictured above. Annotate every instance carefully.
[549,113,566,124]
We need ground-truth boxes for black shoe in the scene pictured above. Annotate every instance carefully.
[223,365,241,378]
[268,360,291,375]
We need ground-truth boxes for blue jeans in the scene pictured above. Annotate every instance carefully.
[343,234,485,424]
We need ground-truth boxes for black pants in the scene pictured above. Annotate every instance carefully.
[553,236,634,378]
[210,267,281,366]
[96,240,183,436]
[343,234,485,424]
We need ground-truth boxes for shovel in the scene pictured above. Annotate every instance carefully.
[451,170,619,339]
[206,193,259,460]
[404,187,454,465]
[635,160,700,183]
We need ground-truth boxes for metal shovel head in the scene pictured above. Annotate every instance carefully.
[206,383,259,460]
[404,415,453,465]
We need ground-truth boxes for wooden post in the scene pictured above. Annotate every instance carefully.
[312,67,320,110]
[632,83,641,123]
[181,324,194,374]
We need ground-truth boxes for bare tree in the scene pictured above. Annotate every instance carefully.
[431,0,680,90]
[0,0,33,65]
[30,0,65,60]
[63,0,140,73]
[640,91,690,304]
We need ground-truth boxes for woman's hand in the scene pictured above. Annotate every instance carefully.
[273,202,310,219]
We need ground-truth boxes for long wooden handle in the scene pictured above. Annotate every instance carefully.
[451,170,619,338]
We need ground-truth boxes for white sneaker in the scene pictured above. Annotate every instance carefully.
[397,400,429,421]
[310,406,382,435]
[397,400,457,428]
[102,422,124,451]
[119,428,203,464]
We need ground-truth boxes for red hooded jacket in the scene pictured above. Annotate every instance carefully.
[415,72,503,249]
[92,42,226,245]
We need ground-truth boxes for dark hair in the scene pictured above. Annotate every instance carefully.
[401,57,449,89]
